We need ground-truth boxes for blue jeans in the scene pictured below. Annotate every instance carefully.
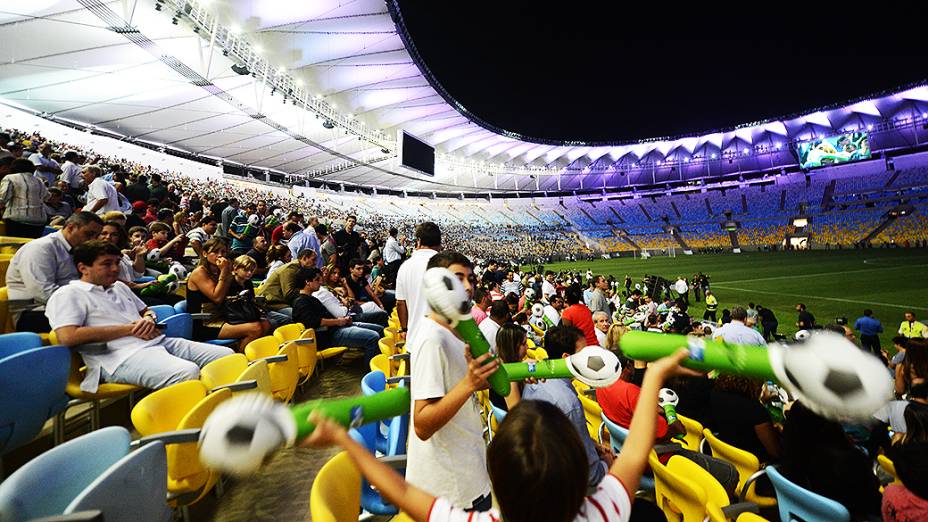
[356,310,388,326]
[329,321,383,364]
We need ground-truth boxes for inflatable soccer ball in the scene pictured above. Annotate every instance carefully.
[524,288,536,301]
[769,331,893,420]
[247,214,261,226]
[422,267,471,325]
[531,303,544,318]
[566,346,622,388]
[793,330,811,342]
[658,388,679,408]
[146,248,162,262]
[164,280,179,294]
[199,393,297,476]
[168,262,187,280]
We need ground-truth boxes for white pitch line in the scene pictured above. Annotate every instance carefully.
[710,284,928,311]
[714,263,928,286]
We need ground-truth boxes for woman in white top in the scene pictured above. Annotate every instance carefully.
[0,159,48,238]
[265,244,291,278]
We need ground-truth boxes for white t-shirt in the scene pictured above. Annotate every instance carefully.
[60,161,82,189]
[542,280,557,300]
[395,248,437,349]
[86,177,120,215]
[543,304,561,326]
[427,473,632,522]
[46,280,166,391]
[29,152,59,186]
[407,317,490,508]
[595,328,607,347]
[478,318,502,354]
[712,321,767,346]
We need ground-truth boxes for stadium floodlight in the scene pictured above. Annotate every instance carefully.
[711,153,717,159]
[867,124,873,130]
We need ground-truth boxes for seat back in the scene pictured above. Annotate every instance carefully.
[677,414,704,451]
[244,336,280,359]
[131,380,208,437]
[285,339,317,382]
[0,253,11,287]
[668,455,731,511]
[765,466,850,522]
[702,429,776,506]
[600,412,629,454]
[0,427,130,521]
[649,453,708,522]
[0,331,42,359]
[370,354,391,376]
[310,452,362,522]
[361,371,387,396]
[171,387,231,483]
[148,305,176,322]
[378,338,394,357]
[574,382,603,441]
[877,454,901,486]
[173,300,187,314]
[245,338,298,401]
[237,359,273,396]
[0,345,70,454]
[0,286,14,333]
[65,441,171,522]
[160,313,193,340]
[199,354,249,390]
[273,323,304,344]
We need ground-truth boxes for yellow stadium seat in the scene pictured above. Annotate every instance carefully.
[273,322,305,344]
[199,353,272,396]
[370,354,391,376]
[702,429,776,507]
[309,451,362,522]
[573,380,603,441]
[0,253,13,286]
[651,452,753,522]
[0,236,32,255]
[878,454,901,488]
[244,336,299,402]
[131,380,231,509]
[300,327,348,361]
[677,414,704,451]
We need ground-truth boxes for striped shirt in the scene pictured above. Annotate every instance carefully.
[427,473,632,522]
[0,172,49,224]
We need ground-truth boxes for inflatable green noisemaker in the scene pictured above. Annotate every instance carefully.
[619,330,893,421]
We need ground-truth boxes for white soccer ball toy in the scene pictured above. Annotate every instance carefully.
[674,280,688,294]
[422,267,471,325]
[566,346,622,388]
[524,287,536,300]
[146,248,162,262]
[658,388,679,408]
[168,262,187,280]
[531,303,545,318]
[793,330,811,342]
[199,393,297,476]
[768,331,893,421]
[164,280,179,294]
[247,214,260,226]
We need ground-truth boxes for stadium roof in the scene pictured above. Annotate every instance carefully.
[2,0,927,195]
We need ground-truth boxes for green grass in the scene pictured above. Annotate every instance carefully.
[528,249,928,348]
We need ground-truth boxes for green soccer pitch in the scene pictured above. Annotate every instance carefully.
[527,248,928,349]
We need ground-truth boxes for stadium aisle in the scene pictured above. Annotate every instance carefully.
[200,352,368,522]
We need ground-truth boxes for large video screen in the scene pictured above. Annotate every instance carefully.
[400,131,435,176]
[796,131,871,169]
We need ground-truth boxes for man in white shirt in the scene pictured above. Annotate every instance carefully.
[478,301,511,354]
[542,270,557,302]
[395,222,440,350]
[383,227,405,283]
[543,293,564,327]
[407,250,497,511]
[29,142,61,186]
[46,240,233,392]
[593,311,610,347]
[7,211,103,332]
[59,151,83,191]
[82,166,120,215]
[712,306,767,346]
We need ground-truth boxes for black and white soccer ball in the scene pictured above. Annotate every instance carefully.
[793,330,811,342]
[567,346,622,388]
[531,303,545,318]
[199,393,297,476]
[769,331,893,421]
[422,267,471,324]
[146,248,162,262]
[168,262,188,280]
[658,388,679,408]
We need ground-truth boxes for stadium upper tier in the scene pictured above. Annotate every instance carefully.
[5,113,928,260]
[3,1,928,195]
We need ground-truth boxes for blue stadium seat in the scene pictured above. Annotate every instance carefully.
[0,427,130,520]
[173,300,187,314]
[65,440,171,522]
[0,345,69,454]
[765,465,849,522]
[0,331,43,360]
[148,305,176,323]
[600,412,655,492]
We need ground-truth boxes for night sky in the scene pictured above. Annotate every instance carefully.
[394,3,928,143]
